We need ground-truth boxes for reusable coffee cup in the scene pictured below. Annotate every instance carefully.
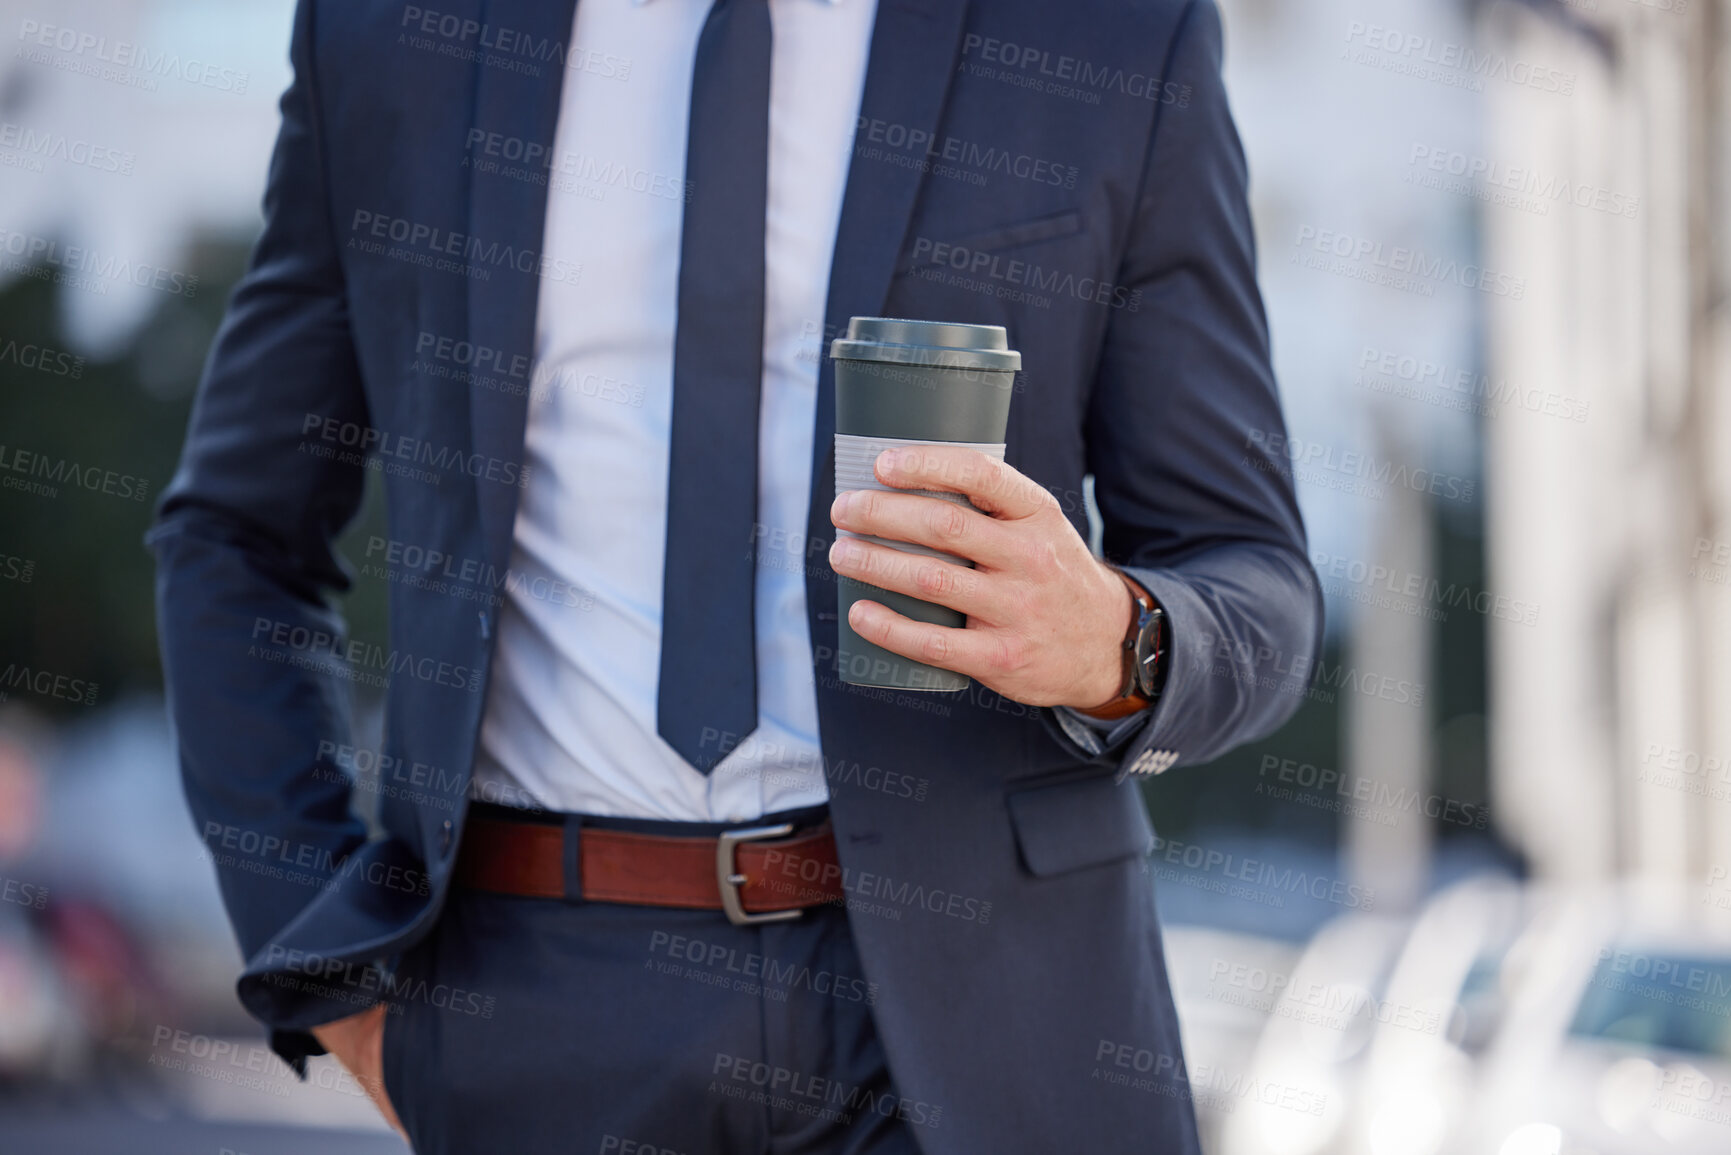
[829,317,1021,690]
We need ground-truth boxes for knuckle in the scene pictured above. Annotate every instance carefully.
[914,561,953,597]
[919,629,950,664]
[993,633,1029,675]
[928,501,970,542]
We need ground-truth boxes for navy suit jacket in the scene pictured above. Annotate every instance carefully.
[151,0,1321,1150]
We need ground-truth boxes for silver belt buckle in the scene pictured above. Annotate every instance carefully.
[716,823,804,927]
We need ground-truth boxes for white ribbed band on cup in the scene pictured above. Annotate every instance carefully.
[833,434,1006,566]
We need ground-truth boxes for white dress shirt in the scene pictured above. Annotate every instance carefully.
[471,0,878,822]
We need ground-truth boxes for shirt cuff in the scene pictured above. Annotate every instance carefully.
[1050,704,1151,759]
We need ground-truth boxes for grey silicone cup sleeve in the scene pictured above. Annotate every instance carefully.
[833,435,1006,692]
[833,434,1008,565]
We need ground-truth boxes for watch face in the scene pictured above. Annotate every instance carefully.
[1133,610,1163,696]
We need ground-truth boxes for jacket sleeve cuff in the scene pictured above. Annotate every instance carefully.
[1038,563,1202,780]
[240,961,389,1074]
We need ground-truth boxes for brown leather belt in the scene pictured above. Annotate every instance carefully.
[453,813,845,926]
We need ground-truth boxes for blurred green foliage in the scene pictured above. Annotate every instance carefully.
[1148,507,1496,861]
[0,238,389,714]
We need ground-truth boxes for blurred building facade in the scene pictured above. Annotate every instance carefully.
[1481,0,1731,907]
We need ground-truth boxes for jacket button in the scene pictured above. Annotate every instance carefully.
[438,819,454,856]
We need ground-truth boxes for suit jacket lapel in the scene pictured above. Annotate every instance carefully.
[467,0,580,577]
[803,0,972,627]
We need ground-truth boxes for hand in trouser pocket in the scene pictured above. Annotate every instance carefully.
[313,1003,408,1142]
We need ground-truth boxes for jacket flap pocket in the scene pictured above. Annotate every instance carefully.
[902,208,1084,272]
[1007,773,1155,879]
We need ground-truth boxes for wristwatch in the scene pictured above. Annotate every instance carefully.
[1077,565,1167,721]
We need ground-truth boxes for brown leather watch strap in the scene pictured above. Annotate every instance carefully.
[453,814,845,916]
[1075,567,1158,721]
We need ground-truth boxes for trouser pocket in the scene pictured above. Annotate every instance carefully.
[380,937,429,1152]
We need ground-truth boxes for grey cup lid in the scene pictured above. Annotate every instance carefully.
[829,316,1022,372]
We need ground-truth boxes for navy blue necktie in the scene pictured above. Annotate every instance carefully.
[658,0,772,773]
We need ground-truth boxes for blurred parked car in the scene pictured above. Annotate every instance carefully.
[1333,874,1538,1155]
[1206,877,1731,1155]
[1461,886,1731,1155]
[1215,911,1414,1155]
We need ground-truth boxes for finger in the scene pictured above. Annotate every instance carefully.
[874,445,1053,521]
[356,1069,406,1138]
[846,598,1011,682]
[828,536,1005,621]
[830,488,1019,570]
[361,1005,407,1140]
[368,1070,408,1141]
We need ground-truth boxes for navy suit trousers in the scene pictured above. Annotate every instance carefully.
[382,809,923,1155]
